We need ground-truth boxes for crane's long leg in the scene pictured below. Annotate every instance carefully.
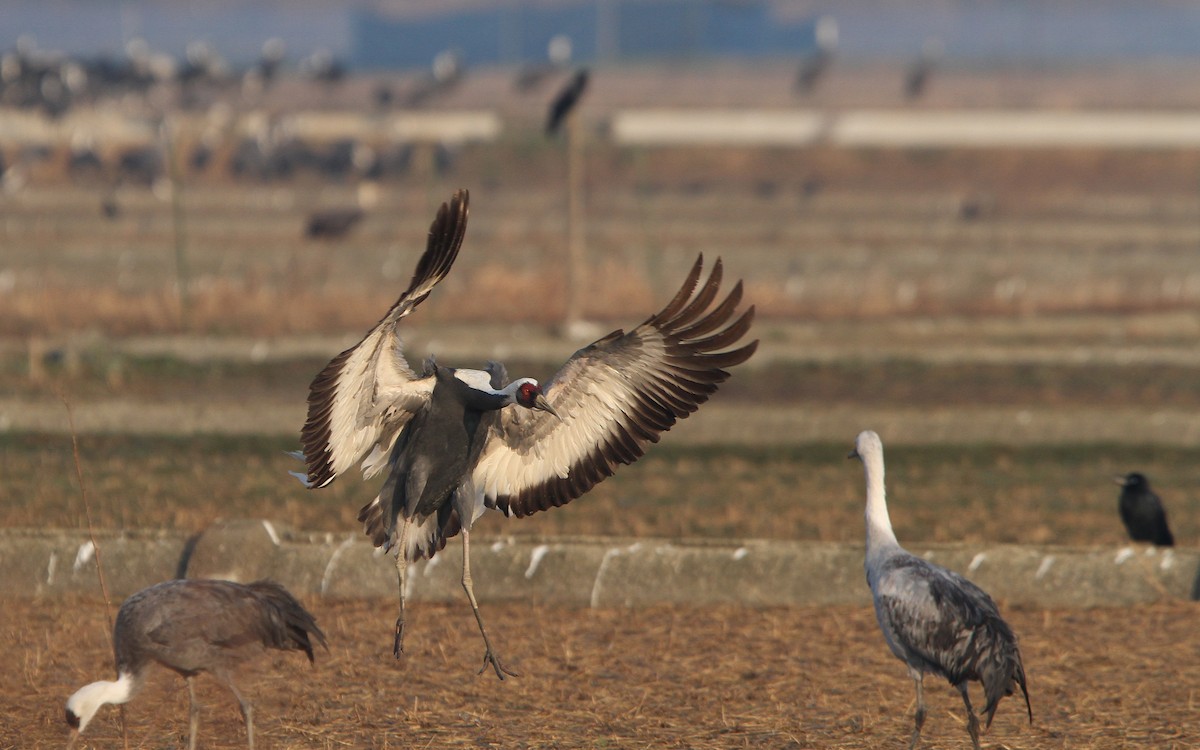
[186,676,200,750]
[957,682,981,750]
[217,674,255,750]
[118,700,127,748]
[908,669,926,750]
[393,519,412,659]
[461,529,519,680]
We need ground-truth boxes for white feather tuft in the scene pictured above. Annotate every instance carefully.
[288,470,314,488]
[73,541,95,571]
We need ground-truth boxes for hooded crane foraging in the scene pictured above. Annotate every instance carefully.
[294,189,757,679]
[850,430,1031,750]
[65,578,326,750]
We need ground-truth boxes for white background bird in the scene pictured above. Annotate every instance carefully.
[850,429,1031,749]
[65,578,326,750]
[296,189,757,679]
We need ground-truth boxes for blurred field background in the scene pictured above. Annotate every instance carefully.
[4,5,1200,746]
[4,69,1200,548]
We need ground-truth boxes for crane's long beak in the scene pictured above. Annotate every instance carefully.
[534,393,561,419]
[66,728,80,750]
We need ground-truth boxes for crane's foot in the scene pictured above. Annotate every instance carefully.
[909,705,926,749]
[392,617,406,659]
[966,712,981,750]
[478,648,520,681]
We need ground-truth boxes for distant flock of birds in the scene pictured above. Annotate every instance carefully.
[0,34,343,118]
[1,34,593,244]
[3,18,954,210]
[62,191,1178,747]
[3,20,942,123]
[0,32,585,124]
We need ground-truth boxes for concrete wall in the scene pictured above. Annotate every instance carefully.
[3,520,1193,608]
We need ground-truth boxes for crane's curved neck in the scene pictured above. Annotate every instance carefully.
[88,672,137,703]
[67,672,139,732]
[861,446,900,555]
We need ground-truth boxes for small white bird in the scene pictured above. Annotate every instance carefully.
[65,579,326,750]
[850,430,1031,750]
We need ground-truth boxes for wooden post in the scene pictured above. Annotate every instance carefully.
[563,109,586,335]
[28,335,46,383]
[161,116,191,330]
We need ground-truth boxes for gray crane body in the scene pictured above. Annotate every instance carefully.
[853,430,1030,750]
[371,363,512,545]
[66,578,326,750]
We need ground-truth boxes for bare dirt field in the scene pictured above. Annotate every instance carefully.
[4,66,1200,748]
[5,434,1200,549]
[7,596,1198,749]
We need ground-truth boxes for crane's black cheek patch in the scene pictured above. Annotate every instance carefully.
[65,708,80,728]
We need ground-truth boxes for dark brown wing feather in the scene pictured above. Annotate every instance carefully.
[470,254,756,518]
[299,190,469,488]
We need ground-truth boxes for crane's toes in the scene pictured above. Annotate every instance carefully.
[478,650,520,681]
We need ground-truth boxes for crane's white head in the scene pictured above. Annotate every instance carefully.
[65,673,137,740]
[505,378,560,419]
[850,429,899,552]
[849,429,883,461]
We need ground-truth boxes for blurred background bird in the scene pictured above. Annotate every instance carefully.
[1115,472,1175,546]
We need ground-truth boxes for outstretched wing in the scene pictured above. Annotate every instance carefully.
[470,254,756,518]
[299,189,469,488]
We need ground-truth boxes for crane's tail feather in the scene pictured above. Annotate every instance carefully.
[357,496,459,562]
[981,638,1031,729]
[246,580,328,662]
[1018,660,1033,725]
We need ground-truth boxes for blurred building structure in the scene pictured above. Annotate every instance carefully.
[1,1,1197,71]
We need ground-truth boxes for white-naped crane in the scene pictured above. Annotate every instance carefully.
[1115,471,1174,547]
[850,430,1031,750]
[293,189,757,680]
[904,37,943,101]
[794,14,838,95]
[65,578,327,750]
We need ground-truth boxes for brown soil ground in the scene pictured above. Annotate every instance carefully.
[6,596,1197,749]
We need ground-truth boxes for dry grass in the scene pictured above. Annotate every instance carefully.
[7,596,1199,749]
[4,145,1200,337]
[5,86,1200,747]
[4,434,1198,549]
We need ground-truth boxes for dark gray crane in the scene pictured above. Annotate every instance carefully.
[850,430,1031,750]
[794,14,838,95]
[545,68,589,136]
[405,49,465,107]
[904,37,944,101]
[305,207,364,240]
[294,189,757,680]
[1115,472,1174,546]
[514,34,574,92]
[65,578,326,750]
